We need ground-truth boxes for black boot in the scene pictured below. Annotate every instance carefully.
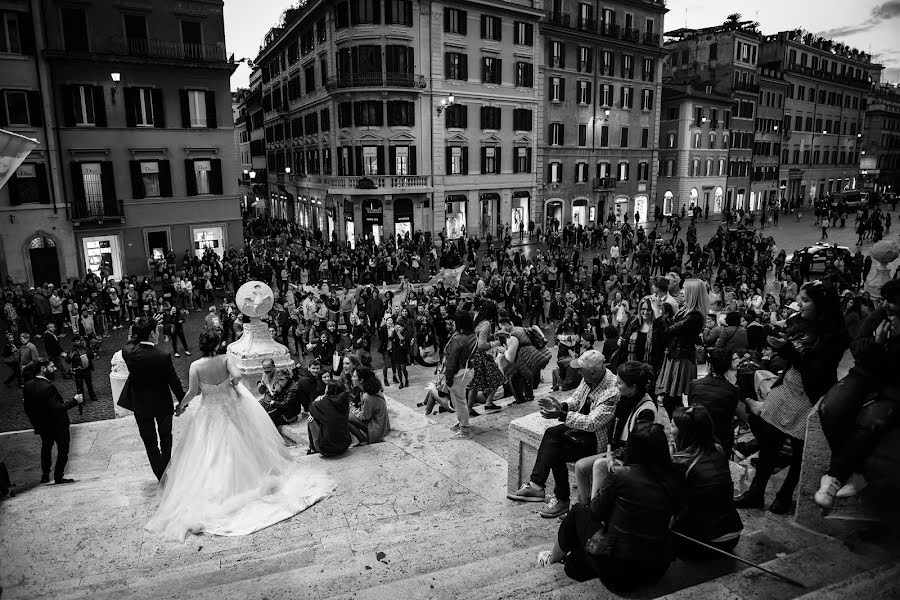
[734,482,765,509]
[769,493,793,515]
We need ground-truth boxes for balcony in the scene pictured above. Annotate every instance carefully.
[623,27,641,43]
[324,72,426,91]
[784,63,873,89]
[592,177,616,190]
[732,80,760,94]
[71,198,125,224]
[325,175,432,195]
[576,17,597,31]
[599,22,620,39]
[643,32,661,46]
[108,36,226,62]
[546,11,570,27]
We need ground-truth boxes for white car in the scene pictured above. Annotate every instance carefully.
[784,243,852,275]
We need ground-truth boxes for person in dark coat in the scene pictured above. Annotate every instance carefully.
[292,360,324,413]
[118,316,186,480]
[687,348,742,457]
[42,323,72,378]
[23,358,85,484]
[307,379,352,457]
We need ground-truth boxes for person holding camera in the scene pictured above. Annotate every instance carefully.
[23,358,84,484]
[68,335,98,404]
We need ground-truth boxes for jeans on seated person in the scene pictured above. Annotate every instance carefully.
[530,424,597,504]
[347,413,369,444]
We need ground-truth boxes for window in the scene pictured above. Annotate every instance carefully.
[81,162,103,206]
[3,90,29,125]
[621,86,632,109]
[664,159,674,176]
[667,132,676,148]
[338,103,352,128]
[514,22,533,45]
[480,106,501,130]
[446,103,467,128]
[641,89,654,111]
[548,161,562,183]
[70,85,96,126]
[445,8,467,34]
[641,128,649,148]
[0,11,21,53]
[449,146,467,174]
[577,80,591,104]
[693,132,701,148]
[705,159,712,176]
[354,100,383,126]
[387,0,413,26]
[392,146,410,175]
[362,146,379,175]
[578,124,587,146]
[550,77,564,102]
[515,62,534,87]
[187,90,207,127]
[578,46,593,73]
[354,0,380,24]
[387,101,414,126]
[304,66,315,93]
[193,160,211,194]
[445,52,468,80]
[550,122,564,145]
[709,42,718,60]
[317,17,327,41]
[620,126,629,148]
[601,51,614,75]
[514,147,532,173]
[481,56,501,84]
[321,59,328,86]
[321,107,330,131]
[717,159,725,176]
[596,162,610,178]
[622,54,634,79]
[551,41,565,68]
[575,162,588,183]
[138,162,161,197]
[691,159,700,176]
[601,84,613,106]
[600,125,609,147]
[481,146,499,174]
[481,15,501,40]
[513,108,532,131]
[61,7,88,51]
[642,58,654,81]
[638,162,649,180]
[618,161,629,181]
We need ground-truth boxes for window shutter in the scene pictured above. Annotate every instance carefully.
[210,159,223,194]
[409,146,417,174]
[461,146,468,174]
[480,16,486,38]
[92,86,107,127]
[547,164,552,184]
[443,8,450,32]
[649,90,655,110]
[444,53,451,79]
[461,105,468,128]
[445,149,452,175]
[179,90,190,127]
[459,12,467,35]
[129,160,145,199]
[124,88,138,127]
[376,146,385,175]
[481,58,486,83]
[158,160,172,197]
[526,148,532,172]
[480,146,487,174]
[35,163,50,203]
[494,18,501,41]
[560,124,565,144]
[373,0,381,24]
[353,102,362,126]
[388,146,396,175]
[100,161,117,214]
[151,88,165,128]
[27,91,42,126]
[480,106,486,129]
[7,172,20,205]
[495,59,502,83]
[19,12,35,54]
[494,147,501,173]
[205,91,217,128]
[61,86,77,127]
[526,23,533,45]
[460,55,468,80]
[0,93,6,127]
[385,0,393,23]
[337,150,345,176]
[405,0,413,25]
[184,159,197,196]
[70,162,86,207]
[559,80,565,102]
[355,146,363,175]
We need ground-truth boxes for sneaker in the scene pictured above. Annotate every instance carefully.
[185,351,191,356]
[449,422,460,432]
[836,473,868,498]
[484,404,502,411]
[451,428,473,440]
[540,498,570,519]
[507,483,545,502]
[537,550,552,567]
[814,474,842,510]
[174,353,180,358]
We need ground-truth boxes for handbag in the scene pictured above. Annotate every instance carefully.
[584,528,614,557]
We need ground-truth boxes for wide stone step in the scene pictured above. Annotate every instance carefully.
[791,561,900,600]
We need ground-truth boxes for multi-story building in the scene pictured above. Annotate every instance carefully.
[0,1,71,285]
[752,65,788,210]
[1,0,241,284]
[251,0,542,245]
[540,0,667,228]
[861,84,900,195]
[760,30,880,205]
[233,88,253,213]
[664,20,761,214]
[657,84,732,217]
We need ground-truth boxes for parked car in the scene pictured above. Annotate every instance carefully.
[784,243,852,275]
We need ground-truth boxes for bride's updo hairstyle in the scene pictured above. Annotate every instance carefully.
[199,330,222,357]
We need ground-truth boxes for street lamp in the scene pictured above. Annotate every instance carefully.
[249,171,256,180]
[110,72,121,103]
[436,94,455,115]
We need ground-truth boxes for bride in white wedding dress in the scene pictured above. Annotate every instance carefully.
[145,331,334,541]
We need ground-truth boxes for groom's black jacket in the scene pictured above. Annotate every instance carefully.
[118,341,185,416]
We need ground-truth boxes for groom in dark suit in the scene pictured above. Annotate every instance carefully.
[118,316,186,480]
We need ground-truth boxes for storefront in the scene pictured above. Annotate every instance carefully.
[325,208,335,242]
[545,200,563,231]
[145,228,170,262]
[362,199,383,245]
[614,196,629,223]
[394,197,414,240]
[663,191,674,216]
[689,188,699,210]
[191,225,226,260]
[479,192,500,238]
[511,192,530,235]
[445,194,467,240]
[81,234,123,279]
[572,199,588,227]
[714,187,724,214]
[633,195,649,224]
[344,210,356,249]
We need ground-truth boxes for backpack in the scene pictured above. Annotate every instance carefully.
[526,325,547,349]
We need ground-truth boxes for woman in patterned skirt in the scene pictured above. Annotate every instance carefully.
[655,279,708,418]
[469,300,505,413]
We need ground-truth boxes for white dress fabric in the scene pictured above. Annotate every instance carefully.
[145,379,334,541]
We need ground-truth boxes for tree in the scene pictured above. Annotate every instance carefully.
[725,13,742,25]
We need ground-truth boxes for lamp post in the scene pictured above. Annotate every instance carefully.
[110,72,121,103]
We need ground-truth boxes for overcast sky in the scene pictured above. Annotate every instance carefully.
[225,0,900,90]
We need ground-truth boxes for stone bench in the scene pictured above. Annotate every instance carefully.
[507,411,579,498]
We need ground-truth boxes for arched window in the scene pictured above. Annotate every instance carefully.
[29,236,56,249]
[690,188,699,208]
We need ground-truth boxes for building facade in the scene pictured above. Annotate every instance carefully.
[657,84,731,218]
[1,0,241,286]
[753,65,788,210]
[861,84,900,195]
[760,30,880,205]
[539,0,667,229]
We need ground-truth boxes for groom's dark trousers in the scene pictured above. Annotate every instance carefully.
[118,340,185,480]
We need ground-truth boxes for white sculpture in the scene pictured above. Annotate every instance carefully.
[109,350,132,418]
[227,281,295,397]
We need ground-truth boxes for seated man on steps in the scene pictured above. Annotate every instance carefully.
[507,350,620,519]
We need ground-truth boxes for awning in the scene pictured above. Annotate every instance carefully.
[0,129,39,190]
[479,192,501,201]
[446,194,467,203]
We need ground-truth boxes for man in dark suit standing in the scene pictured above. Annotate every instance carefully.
[43,323,72,378]
[23,358,84,484]
[118,316,186,480]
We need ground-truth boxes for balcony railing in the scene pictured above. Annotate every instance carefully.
[643,32,661,46]
[324,72,425,91]
[599,22,620,39]
[71,198,125,223]
[325,175,432,191]
[732,80,760,93]
[546,11,570,26]
[577,17,597,31]
[108,36,226,62]
[592,177,616,190]
[784,63,873,89]
[623,27,641,43]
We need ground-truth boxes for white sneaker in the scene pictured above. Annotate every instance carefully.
[537,550,552,567]
[836,473,868,498]
[451,428,473,440]
[174,353,180,358]
[814,474,842,510]
[185,351,192,356]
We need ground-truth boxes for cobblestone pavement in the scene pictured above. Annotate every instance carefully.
[1,209,896,433]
